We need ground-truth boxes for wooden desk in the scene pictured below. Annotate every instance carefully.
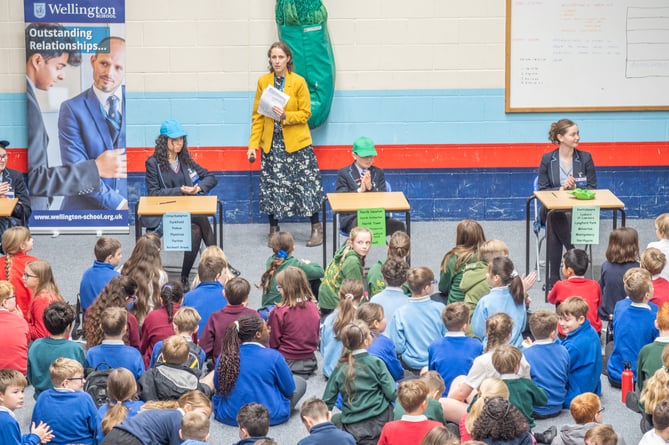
[0,198,18,217]
[322,192,411,267]
[524,189,626,296]
[135,196,223,248]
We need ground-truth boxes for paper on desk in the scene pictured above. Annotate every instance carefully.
[257,86,289,120]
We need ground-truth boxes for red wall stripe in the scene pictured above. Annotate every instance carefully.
[6,141,668,173]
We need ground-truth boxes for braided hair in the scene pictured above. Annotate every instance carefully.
[159,281,184,323]
[216,315,264,396]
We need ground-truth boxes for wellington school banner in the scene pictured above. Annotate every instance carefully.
[24,0,128,232]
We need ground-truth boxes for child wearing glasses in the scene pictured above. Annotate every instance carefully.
[31,357,100,445]
[23,260,64,340]
[27,301,85,399]
[0,281,29,374]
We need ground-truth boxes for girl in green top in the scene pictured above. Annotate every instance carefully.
[367,231,411,298]
[318,227,372,314]
[259,231,324,308]
[438,220,485,305]
[323,319,397,444]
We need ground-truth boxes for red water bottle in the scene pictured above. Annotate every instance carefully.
[621,361,634,403]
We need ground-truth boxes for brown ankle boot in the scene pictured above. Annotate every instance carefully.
[306,222,323,247]
[268,225,280,247]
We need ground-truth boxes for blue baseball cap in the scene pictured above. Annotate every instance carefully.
[160,120,187,139]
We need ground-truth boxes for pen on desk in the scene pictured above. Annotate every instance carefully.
[159,200,177,205]
[551,192,558,198]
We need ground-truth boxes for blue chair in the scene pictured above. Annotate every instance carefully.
[533,177,545,281]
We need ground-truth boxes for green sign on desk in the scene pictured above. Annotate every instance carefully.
[571,206,600,245]
[357,208,386,246]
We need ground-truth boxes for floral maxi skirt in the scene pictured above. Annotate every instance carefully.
[259,132,323,220]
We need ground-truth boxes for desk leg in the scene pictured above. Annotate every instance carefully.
[322,203,327,268]
[405,210,411,266]
[217,201,224,249]
[134,204,141,241]
[525,197,533,276]
[544,209,553,300]
[621,209,626,227]
[332,212,338,260]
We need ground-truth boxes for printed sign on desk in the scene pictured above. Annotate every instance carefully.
[163,212,191,251]
[571,206,600,245]
[357,208,386,246]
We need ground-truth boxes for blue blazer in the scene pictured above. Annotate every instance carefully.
[58,87,127,210]
[537,148,597,191]
[26,80,100,210]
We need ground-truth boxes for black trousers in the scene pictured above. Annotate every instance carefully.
[546,210,574,289]
[181,214,215,281]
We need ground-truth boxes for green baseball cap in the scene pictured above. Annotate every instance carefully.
[352,136,377,157]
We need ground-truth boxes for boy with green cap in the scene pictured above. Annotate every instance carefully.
[335,136,406,236]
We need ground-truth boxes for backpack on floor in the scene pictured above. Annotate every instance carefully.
[84,363,114,408]
[154,341,204,377]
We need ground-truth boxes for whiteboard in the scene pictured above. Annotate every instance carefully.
[505,0,669,112]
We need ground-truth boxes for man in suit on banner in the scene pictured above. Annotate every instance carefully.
[58,36,128,210]
[26,24,125,211]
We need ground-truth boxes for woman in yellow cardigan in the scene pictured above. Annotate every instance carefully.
[247,41,324,247]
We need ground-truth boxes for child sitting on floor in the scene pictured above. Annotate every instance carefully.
[179,411,211,445]
[378,379,443,445]
[0,368,53,445]
[31,358,100,445]
[297,397,355,445]
[27,301,85,399]
[558,296,602,407]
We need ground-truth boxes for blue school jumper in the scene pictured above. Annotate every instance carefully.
[523,339,570,416]
[562,320,602,407]
[428,332,483,395]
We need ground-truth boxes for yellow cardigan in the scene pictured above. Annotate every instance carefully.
[248,71,313,154]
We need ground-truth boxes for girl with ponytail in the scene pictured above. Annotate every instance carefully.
[471,256,527,349]
[212,314,306,426]
[323,319,396,445]
[99,368,144,436]
[320,279,365,378]
[140,281,184,368]
[258,231,324,315]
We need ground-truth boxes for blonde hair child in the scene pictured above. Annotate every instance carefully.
[318,227,372,314]
[100,368,144,435]
[649,213,669,281]
[0,226,37,316]
[463,377,509,440]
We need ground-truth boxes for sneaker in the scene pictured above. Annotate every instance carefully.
[536,425,557,444]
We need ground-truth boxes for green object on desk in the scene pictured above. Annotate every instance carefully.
[568,188,596,200]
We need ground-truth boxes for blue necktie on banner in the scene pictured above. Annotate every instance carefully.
[106,95,121,147]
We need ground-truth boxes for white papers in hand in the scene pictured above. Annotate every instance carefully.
[257,86,290,120]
